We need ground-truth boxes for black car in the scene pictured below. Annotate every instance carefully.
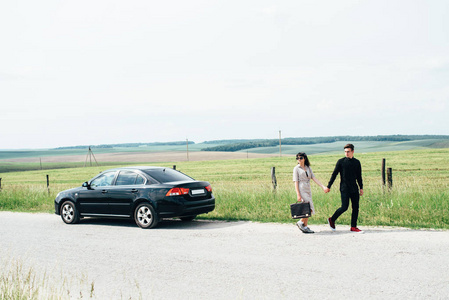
[54,166,215,229]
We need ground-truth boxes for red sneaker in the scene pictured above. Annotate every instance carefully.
[350,227,363,233]
[328,217,336,231]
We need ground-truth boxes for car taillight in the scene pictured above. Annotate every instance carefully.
[205,185,212,193]
[166,187,190,196]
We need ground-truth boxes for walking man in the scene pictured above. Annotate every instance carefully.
[327,144,364,233]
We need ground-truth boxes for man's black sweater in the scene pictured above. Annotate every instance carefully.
[327,157,363,193]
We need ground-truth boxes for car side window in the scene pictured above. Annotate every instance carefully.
[135,175,146,185]
[91,171,116,187]
[116,171,146,185]
[145,175,158,185]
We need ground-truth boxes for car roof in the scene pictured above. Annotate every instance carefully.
[102,166,169,172]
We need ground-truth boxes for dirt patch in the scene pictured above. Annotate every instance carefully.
[2,151,278,163]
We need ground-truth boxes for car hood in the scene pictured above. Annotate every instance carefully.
[57,186,84,197]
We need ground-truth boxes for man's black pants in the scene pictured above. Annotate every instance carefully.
[331,192,360,228]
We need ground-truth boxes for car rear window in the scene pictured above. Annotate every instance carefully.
[143,168,194,183]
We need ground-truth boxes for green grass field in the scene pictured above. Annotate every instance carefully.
[240,139,446,155]
[0,148,448,229]
[1,138,447,162]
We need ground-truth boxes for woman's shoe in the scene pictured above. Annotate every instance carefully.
[304,226,314,233]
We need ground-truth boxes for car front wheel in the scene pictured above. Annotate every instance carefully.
[134,203,159,229]
[60,201,80,224]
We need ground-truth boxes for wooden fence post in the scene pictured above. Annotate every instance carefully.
[387,168,393,189]
[0,178,2,190]
[271,167,277,191]
[173,165,176,170]
[46,175,50,194]
[382,158,386,186]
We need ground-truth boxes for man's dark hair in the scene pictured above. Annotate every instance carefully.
[344,143,354,151]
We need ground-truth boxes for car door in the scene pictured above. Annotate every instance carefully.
[108,170,147,216]
[77,171,116,215]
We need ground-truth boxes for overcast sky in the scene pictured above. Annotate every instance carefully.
[1,0,448,149]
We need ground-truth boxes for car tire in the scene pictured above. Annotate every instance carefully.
[180,215,197,222]
[60,201,80,224]
[134,203,159,229]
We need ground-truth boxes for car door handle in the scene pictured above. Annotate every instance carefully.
[131,189,138,193]
[102,190,108,194]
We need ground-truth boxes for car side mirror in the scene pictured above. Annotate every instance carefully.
[82,182,91,189]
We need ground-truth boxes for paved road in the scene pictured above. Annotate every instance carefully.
[1,212,448,299]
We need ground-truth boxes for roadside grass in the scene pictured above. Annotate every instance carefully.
[202,180,448,229]
[0,149,448,229]
[0,257,95,300]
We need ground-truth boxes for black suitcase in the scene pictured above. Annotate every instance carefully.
[290,202,311,219]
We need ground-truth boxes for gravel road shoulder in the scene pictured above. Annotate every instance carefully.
[1,212,448,299]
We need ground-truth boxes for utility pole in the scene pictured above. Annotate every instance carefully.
[279,130,282,157]
[186,138,189,161]
[84,146,99,167]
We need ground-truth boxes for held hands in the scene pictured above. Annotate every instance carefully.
[323,187,330,193]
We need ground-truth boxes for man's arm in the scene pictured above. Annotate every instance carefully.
[327,160,341,189]
[356,160,363,195]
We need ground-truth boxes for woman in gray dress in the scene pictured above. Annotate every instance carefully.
[293,152,329,233]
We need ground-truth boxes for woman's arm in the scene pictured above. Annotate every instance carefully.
[294,181,302,202]
[312,177,330,192]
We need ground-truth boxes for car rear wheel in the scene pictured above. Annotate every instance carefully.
[134,203,159,229]
[180,215,197,222]
[60,201,80,224]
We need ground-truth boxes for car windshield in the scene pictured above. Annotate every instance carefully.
[90,171,116,187]
[143,168,194,183]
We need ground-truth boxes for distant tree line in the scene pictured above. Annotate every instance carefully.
[202,139,260,145]
[53,141,194,150]
[202,135,449,152]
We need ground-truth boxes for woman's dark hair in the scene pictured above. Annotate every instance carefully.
[296,152,311,167]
